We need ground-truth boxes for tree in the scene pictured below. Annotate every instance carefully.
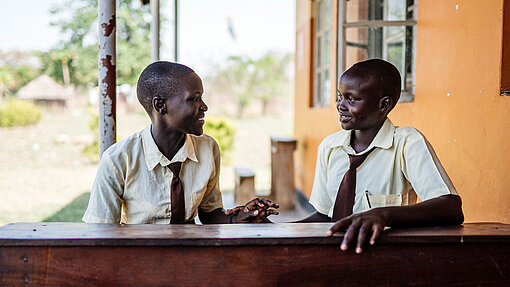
[206,52,293,117]
[251,52,293,115]
[214,55,257,118]
[0,51,41,98]
[39,0,152,87]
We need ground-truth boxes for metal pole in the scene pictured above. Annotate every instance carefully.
[98,0,116,158]
[174,0,178,62]
[151,0,160,62]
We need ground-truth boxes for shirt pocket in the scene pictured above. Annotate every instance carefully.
[362,193,403,210]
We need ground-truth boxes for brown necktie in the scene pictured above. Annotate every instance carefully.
[169,162,185,224]
[332,149,373,221]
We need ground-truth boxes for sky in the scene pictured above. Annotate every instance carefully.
[0,0,63,52]
[0,0,295,75]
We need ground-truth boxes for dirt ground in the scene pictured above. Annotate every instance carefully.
[0,106,293,226]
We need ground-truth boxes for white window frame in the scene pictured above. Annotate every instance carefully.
[337,0,417,102]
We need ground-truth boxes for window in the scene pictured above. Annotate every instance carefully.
[337,0,417,101]
[312,0,333,107]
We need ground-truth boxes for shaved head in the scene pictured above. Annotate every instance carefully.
[137,61,196,115]
[342,59,401,106]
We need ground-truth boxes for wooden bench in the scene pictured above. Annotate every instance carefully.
[1,222,509,286]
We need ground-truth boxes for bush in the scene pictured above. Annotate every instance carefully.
[81,113,236,164]
[204,117,236,164]
[0,99,42,127]
[82,109,99,161]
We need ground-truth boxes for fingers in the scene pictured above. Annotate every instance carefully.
[355,222,384,253]
[340,220,361,251]
[327,217,351,236]
[260,198,279,209]
[236,207,280,223]
[244,198,280,210]
[254,209,279,221]
[224,206,244,215]
[327,211,387,253]
[245,208,279,221]
[329,220,385,253]
[355,222,372,254]
[254,198,267,208]
[326,217,368,252]
[244,199,259,209]
[369,224,383,245]
[232,198,281,223]
[237,209,260,222]
[265,209,279,216]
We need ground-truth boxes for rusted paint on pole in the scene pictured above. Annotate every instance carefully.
[151,0,160,62]
[98,0,116,158]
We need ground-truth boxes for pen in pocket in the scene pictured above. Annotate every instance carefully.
[365,190,372,208]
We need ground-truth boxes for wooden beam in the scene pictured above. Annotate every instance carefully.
[271,136,297,210]
[1,223,509,286]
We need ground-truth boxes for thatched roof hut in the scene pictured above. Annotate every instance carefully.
[17,75,73,108]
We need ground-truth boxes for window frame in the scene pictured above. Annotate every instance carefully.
[312,0,333,108]
[336,0,418,102]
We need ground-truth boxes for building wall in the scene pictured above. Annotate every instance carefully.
[502,0,510,92]
[294,0,510,222]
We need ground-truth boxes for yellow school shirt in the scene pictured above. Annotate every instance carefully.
[83,125,223,224]
[309,118,457,218]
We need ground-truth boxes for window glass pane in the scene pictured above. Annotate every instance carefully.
[345,0,370,22]
[313,0,333,107]
[345,27,371,68]
[404,26,414,93]
[319,0,332,30]
[385,0,406,21]
[346,0,415,22]
[383,26,404,80]
[385,25,404,41]
[345,45,367,70]
[321,69,331,106]
[320,31,332,66]
[318,0,324,29]
[316,72,322,104]
[316,35,322,68]
[345,25,414,94]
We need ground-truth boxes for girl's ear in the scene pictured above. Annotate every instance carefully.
[379,96,393,114]
[153,97,167,115]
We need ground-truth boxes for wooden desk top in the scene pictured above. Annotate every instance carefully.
[0,222,509,247]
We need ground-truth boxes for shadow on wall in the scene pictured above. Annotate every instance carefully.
[43,192,90,222]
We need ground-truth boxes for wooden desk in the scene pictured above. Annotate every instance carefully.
[1,222,509,286]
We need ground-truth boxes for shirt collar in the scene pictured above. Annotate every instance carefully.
[142,125,199,170]
[367,117,395,150]
[327,118,395,155]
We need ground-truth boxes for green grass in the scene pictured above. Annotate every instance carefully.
[43,192,90,222]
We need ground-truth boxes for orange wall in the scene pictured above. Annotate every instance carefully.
[294,0,341,195]
[294,0,510,223]
[502,0,510,91]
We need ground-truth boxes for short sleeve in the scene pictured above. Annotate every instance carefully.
[309,141,333,216]
[401,130,457,201]
[82,151,124,223]
[198,139,223,212]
